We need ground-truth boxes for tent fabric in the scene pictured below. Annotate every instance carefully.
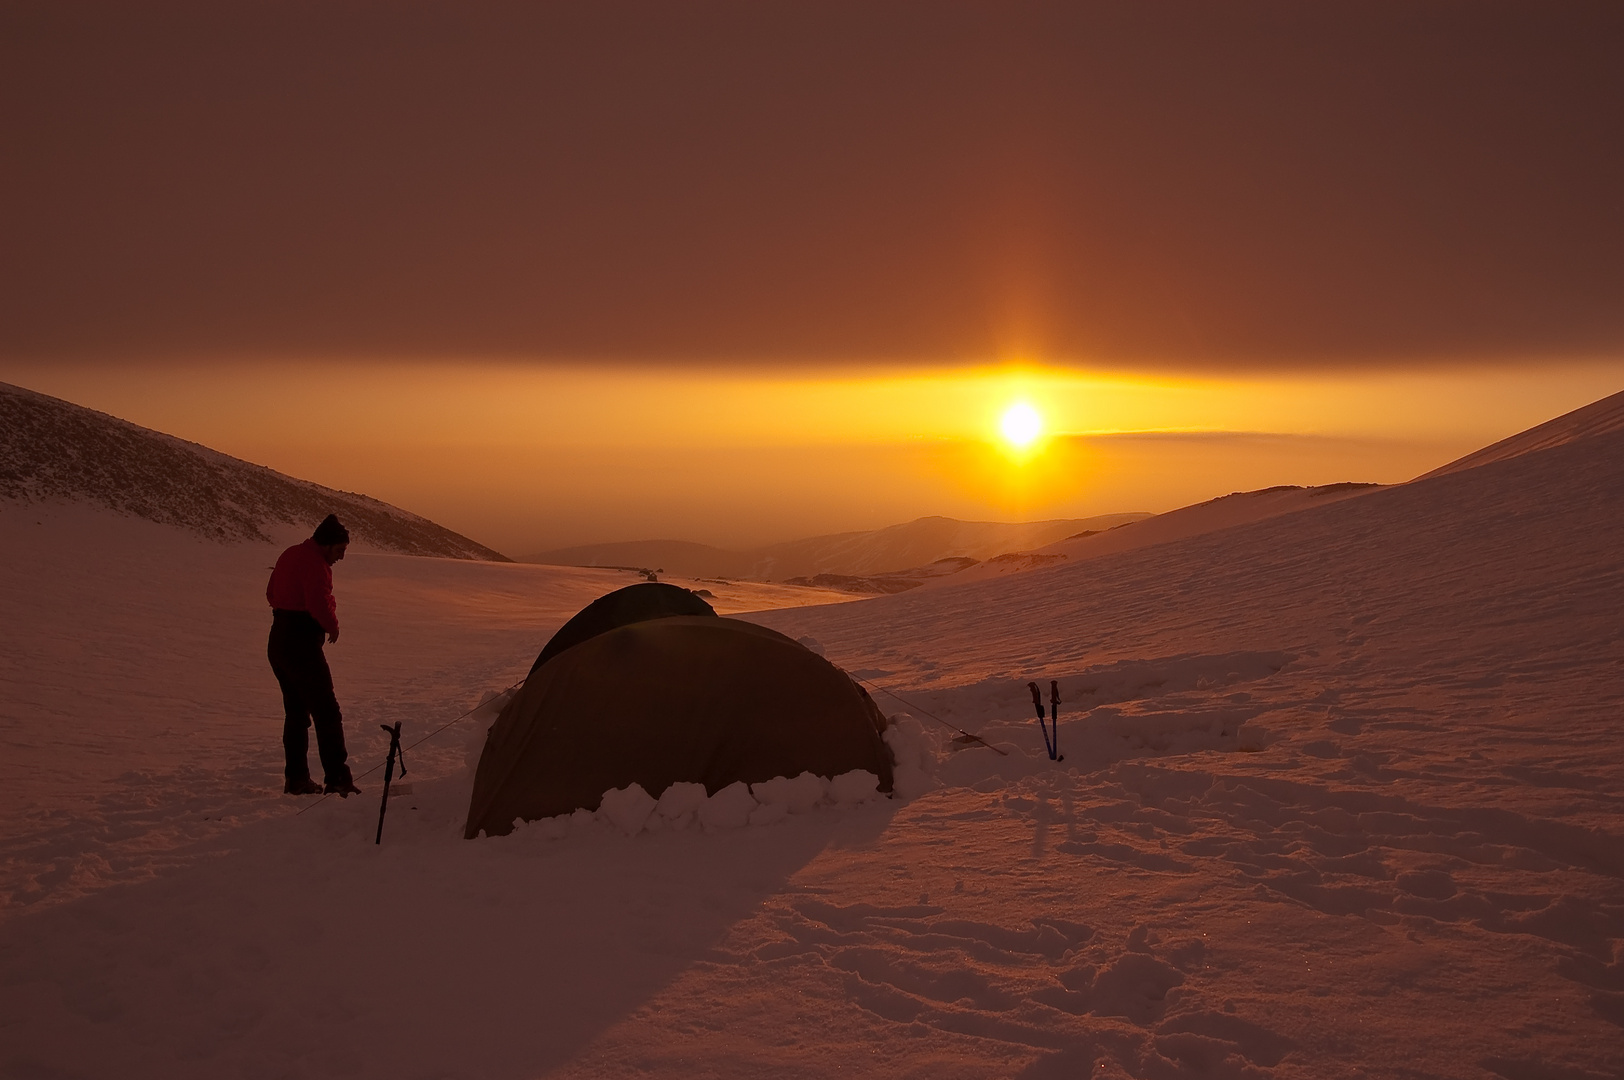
[466,615,893,838]
[528,581,716,674]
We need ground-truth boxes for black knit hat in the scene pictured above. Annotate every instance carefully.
[312,514,350,545]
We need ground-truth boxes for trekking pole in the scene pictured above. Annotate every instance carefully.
[1049,680,1064,762]
[1027,681,1056,760]
[375,722,406,845]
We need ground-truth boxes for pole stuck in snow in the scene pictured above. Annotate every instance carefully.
[375,721,407,845]
[295,677,525,820]
[1028,680,1063,762]
[1049,680,1063,762]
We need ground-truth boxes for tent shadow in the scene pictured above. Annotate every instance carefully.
[0,792,890,1079]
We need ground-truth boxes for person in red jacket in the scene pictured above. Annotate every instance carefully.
[267,515,360,796]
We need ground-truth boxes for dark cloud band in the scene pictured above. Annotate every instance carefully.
[3,1,1621,367]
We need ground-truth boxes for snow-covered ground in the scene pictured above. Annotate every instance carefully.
[929,481,1385,590]
[2,426,1622,1079]
[0,504,856,900]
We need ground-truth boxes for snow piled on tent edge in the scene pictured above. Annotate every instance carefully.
[458,686,945,841]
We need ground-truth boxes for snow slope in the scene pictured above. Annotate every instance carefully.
[1,421,1621,1079]
[1,380,507,559]
[1419,386,1624,480]
[932,482,1384,590]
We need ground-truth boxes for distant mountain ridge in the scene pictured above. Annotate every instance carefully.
[523,513,1150,581]
[929,482,1387,590]
[0,381,508,561]
[529,539,759,579]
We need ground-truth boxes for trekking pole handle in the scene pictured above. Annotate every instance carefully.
[379,722,406,774]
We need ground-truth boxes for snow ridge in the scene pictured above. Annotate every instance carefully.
[0,381,508,560]
[1419,385,1624,479]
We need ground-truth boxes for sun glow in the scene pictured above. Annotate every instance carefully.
[1000,402,1043,448]
[19,356,1620,552]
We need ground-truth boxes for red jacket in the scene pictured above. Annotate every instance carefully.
[267,539,339,636]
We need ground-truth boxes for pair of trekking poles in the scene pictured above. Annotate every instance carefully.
[1026,680,1063,762]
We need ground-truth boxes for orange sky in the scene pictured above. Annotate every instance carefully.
[4,5,1621,555]
[3,359,1618,555]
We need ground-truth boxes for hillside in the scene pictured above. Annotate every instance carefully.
[0,381,507,560]
[932,482,1385,589]
[1418,385,1624,479]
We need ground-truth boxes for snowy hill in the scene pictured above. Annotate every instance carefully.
[1418,385,1624,479]
[0,380,508,560]
[933,481,1385,589]
[525,513,1149,580]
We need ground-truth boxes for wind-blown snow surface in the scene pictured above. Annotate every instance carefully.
[2,431,1623,1079]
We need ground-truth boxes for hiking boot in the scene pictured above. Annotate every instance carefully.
[284,777,323,795]
[324,779,362,797]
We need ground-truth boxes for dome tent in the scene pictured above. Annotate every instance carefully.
[465,590,894,839]
[527,581,716,674]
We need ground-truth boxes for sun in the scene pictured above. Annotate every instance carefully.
[1000,401,1043,449]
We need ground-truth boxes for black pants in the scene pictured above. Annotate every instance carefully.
[268,610,352,786]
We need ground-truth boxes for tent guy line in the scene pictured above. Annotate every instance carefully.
[850,675,1006,756]
[292,674,528,818]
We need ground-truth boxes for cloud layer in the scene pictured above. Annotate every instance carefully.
[3,1,1622,367]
